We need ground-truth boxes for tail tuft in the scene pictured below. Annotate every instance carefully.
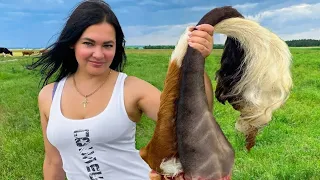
[214,17,292,149]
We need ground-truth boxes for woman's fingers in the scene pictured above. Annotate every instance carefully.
[194,24,214,36]
[149,171,161,180]
[149,171,185,180]
[187,24,214,58]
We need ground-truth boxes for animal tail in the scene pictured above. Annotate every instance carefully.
[139,27,190,174]
[141,5,292,179]
[176,6,292,179]
[213,10,292,151]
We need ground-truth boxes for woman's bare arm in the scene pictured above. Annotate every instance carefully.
[38,84,66,180]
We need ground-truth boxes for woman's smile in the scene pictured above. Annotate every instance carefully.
[89,60,105,67]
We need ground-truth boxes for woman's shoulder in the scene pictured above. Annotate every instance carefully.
[124,75,161,97]
[38,82,57,106]
[38,77,67,101]
[124,75,142,83]
[37,82,58,117]
[124,75,154,89]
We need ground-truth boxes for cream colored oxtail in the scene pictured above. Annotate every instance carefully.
[214,18,292,137]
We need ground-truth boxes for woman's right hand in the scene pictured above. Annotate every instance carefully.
[149,170,185,180]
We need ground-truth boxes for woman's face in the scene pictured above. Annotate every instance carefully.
[74,22,116,76]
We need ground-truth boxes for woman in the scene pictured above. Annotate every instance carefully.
[29,0,214,179]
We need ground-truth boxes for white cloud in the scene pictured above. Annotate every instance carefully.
[243,2,320,40]
[189,6,216,12]
[20,0,64,4]
[186,3,257,12]
[43,20,63,25]
[123,2,320,45]
[6,11,30,16]
[246,3,320,22]
[0,0,65,10]
[171,0,187,4]
[45,0,64,4]
[279,28,320,40]
[0,3,13,8]
[215,34,227,44]
[233,3,258,10]
[125,23,193,45]
[106,0,135,2]
[0,17,11,21]
[0,2,9,7]
[124,23,226,45]
[114,8,129,13]
[36,12,61,16]
[138,0,165,6]
[153,5,215,13]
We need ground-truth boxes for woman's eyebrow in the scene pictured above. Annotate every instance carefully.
[81,37,115,44]
[103,40,115,44]
[81,37,95,42]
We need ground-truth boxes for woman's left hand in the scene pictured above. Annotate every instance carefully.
[187,24,214,58]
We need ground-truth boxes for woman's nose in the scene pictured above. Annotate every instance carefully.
[92,47,104,59]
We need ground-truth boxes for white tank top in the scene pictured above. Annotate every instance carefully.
[47,73,151,180]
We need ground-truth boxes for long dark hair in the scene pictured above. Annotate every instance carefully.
[28,0,126,87]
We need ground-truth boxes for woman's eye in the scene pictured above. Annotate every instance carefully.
[83,42,93,46]
[104,44,113,48]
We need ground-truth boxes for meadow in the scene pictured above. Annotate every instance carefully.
[0,48,319,179]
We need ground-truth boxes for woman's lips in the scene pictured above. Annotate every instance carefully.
[89,61,105,67]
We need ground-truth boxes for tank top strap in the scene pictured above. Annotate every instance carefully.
[50,77,67,116]
[117,72,128,92]
[52,82,58,100]
[113,72,127,102]
[111,72,132,123]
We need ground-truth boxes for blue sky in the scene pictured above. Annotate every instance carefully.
[0,0,319,48]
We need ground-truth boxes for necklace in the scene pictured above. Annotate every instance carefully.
[73,70,112,108]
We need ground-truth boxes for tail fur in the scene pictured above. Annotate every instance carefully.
[214,17,292,150]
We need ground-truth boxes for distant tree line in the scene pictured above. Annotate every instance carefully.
[144,45,175,49]
[285,39,320,47]
[143,44,225,49]
[140,39,320,49]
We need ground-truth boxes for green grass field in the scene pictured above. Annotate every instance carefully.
[0,48,319,179]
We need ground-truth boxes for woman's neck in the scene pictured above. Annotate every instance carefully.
[72,68,113,85]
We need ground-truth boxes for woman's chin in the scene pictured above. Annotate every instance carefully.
[87,67,109,76]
